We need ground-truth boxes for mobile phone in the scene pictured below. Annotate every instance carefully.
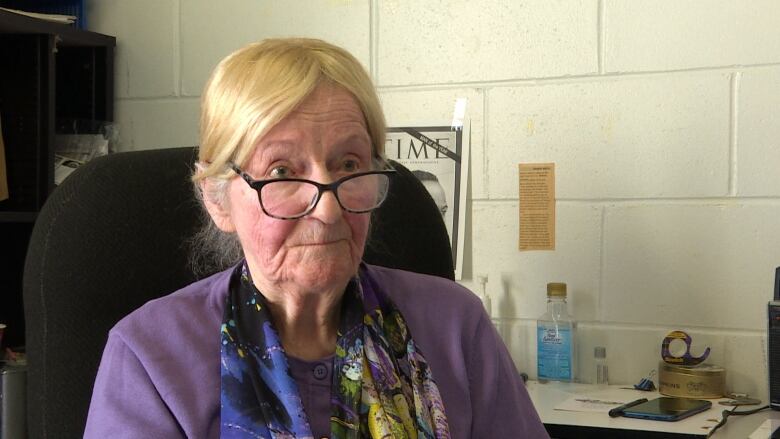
[621,397,712,422]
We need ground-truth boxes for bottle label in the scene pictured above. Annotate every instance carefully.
[537,326,573,381]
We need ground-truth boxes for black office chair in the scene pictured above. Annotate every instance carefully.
[22,146,453,439]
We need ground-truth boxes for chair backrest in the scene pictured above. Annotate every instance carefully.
[22,146,453,439]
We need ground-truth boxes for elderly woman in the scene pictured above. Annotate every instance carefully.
[84,38,548,439]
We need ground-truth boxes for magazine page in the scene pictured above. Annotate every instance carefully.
[386,125,470,279]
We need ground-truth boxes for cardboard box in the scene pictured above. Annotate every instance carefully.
[0,114,8,202]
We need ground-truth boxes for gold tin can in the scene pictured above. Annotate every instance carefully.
[658,362,726,399]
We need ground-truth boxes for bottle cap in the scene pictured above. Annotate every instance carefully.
[547,282,567,297]
[594,346,606,358]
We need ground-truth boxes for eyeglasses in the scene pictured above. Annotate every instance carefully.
[229,162,396,220]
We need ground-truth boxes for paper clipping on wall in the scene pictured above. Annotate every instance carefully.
[386,125,470,279]
[519,163,555,251]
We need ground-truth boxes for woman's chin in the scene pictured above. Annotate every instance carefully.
[289,254,359,293]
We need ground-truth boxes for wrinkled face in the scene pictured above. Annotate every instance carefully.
[220,83,373,295]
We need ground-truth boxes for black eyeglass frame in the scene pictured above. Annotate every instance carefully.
[228,161,397,220]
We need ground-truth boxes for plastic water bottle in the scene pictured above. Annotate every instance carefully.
[594,346,608,386]
[537,282,576,382]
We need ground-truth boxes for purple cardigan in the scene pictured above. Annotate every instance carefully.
[84,264,549,438]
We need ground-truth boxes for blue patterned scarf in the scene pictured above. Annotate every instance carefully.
[220,262,450,438]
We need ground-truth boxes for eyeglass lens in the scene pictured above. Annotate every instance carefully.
[260,173,390,218]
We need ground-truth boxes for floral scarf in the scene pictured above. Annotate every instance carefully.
[220,262,450,438]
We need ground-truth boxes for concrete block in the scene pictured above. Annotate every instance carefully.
[180,0,370,96]
[486,74,730,199]
[470,201,602,322]
[605,0,780,72]
[86,0,177,98]
[377,0,598,86]
[602,203,780,330]
[737,67,780,196]
[573,324,662,386]
[496,319,535,377]
[572,325,766,403]
[114,99,200,151]
[721,333,767,403]
[499,320,766,398]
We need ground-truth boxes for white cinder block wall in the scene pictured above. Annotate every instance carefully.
[87,0,780,402]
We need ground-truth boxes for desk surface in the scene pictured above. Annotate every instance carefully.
[526,380,780,439]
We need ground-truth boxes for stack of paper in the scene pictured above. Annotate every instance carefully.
[0,7,77,25]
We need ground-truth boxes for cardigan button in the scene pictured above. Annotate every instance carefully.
[313,363,328,380]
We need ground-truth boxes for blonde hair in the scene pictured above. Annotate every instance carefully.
[195,37,386,182]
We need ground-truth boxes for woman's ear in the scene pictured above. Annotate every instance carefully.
[200,178,236,233]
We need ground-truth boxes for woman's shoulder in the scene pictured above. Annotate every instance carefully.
[110,267,232,344]
[362,264,484,322]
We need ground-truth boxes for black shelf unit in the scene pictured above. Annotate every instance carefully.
[0,9,115,348]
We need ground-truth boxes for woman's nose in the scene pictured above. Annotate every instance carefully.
[305,167,343,222]
[308,189,343,223]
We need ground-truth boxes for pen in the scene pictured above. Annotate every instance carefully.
[608,398,648,418]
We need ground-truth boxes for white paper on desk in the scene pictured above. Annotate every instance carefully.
[554,395,631,414]
[749,419,780,439]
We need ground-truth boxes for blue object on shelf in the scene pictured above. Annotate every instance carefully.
[0,0,85,28]
[633,377,656,391]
